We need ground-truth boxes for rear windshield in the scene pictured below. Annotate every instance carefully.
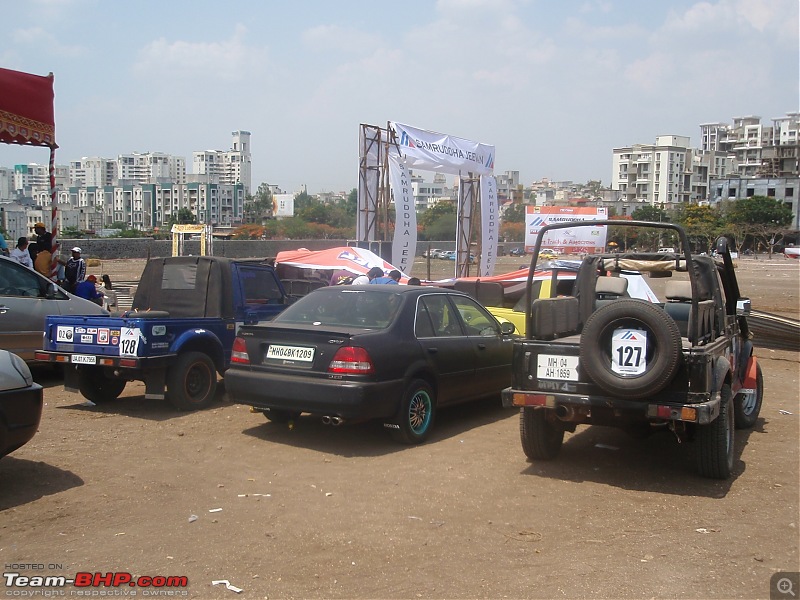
[275,289,402,329]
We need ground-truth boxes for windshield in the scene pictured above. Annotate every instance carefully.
[274,289,403,329]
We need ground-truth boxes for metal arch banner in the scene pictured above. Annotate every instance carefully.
[356,121,496,277]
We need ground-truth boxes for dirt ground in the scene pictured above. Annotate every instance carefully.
[1,255,798,599]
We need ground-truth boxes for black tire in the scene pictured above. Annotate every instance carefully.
[263,409,301,423]
[520,407,564,460]
[734,362,763,429]
[580,299,682,400]
[390,380,436,444]
[78,367,126,404]
[167,352,217,411]
[696,383,735,479]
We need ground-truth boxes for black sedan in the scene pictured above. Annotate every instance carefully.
[0,349,43,458]
[225,285,516,443]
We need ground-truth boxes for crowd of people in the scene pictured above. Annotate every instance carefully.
[4,224,118,311]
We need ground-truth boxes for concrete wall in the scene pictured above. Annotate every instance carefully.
[58,239,516,260]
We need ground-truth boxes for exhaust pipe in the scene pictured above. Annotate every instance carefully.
[555,405,575,421]
[321,416,332,425]
[330,416,344,426]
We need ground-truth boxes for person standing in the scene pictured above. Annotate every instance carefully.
[64,247,87,293]
[10,237,34,269]
[32,222,53,277]
[0,234,8,257]
[33,222,53,253]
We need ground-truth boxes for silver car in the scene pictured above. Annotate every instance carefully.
[0,255,107,361]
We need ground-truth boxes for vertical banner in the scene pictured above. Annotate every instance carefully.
[388,154,417,275]
[479,175,498,277]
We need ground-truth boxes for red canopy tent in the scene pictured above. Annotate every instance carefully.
[0,67,58,277]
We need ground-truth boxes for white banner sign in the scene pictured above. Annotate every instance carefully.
[389,122,495,176]
[479,175,498,276]
[388,154,417,274]
[525,206,608,252]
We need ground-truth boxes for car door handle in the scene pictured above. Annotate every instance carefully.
[427,347,439,354]
[0,305,8,314]
[477,343,486,349]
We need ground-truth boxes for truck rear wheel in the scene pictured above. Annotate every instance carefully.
[520,407,564,460]
[696,384,735,479]
[78,367,126,404]
[167,352,217,411]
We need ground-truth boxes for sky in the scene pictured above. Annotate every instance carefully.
[1,0,798,195]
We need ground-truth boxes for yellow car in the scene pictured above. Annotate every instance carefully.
[538,249,558,260]
[487,277,570,336]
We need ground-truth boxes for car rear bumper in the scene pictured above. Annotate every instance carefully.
[225,369,403,420]
[0,383,44,457]
[502,387,720,425]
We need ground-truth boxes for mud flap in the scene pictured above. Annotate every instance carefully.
[63,365,80,393]
[144,368,167,400]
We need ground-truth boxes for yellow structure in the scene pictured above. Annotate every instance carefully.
[171,224,214,257]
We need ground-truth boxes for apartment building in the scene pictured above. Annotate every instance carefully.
[700,113,800,178]
[612,135,698,206]
[192,130,252,195]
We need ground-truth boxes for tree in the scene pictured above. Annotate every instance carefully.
[418,202,457,241]
[630,205,671,250]
[724,196,793,256]
[674,204,722,254]
[502,203,526,224]
[176,208,196,224]
[243,183,274,224]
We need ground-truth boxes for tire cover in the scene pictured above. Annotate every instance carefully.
[580,299,682,400]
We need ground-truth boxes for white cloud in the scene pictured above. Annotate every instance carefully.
[133,25,268,82]
[11,26,85,57]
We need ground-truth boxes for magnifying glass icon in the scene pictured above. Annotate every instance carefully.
[778,578,796,597]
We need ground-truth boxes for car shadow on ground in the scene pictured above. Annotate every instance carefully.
[54,382,230,422]
[0,458,83,510]
[30,364,66,389]
[240,398,516,458]
[519,419,764,497]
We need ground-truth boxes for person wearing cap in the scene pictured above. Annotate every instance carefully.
[31,222,53,277]
[74,274,104,306]
[33,222,53,254]
[63,247,87,293]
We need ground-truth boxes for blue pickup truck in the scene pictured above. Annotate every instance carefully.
[36,256,290,410]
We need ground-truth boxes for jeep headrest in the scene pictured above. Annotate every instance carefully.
[595,276,628,296]
[665,280,692,301]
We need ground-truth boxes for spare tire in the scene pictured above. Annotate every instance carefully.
[580,299,682,400]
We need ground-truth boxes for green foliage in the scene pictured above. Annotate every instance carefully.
[418,202,456,230]
[673,204,722,253]
[631,205,669,223]
[502,203,527,223]
[722,196,794,254]
[421,213,457,241]
[61,226,84,239]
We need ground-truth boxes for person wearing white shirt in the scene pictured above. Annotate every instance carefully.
[9,237,33,269]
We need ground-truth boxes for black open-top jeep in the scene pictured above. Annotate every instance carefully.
[501,220,763,479]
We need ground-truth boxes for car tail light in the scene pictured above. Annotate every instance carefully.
[328,346,374,375]
[231,337,250,364]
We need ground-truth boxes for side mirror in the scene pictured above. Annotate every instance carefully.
[500,321,516,335]
[736,298,751,316]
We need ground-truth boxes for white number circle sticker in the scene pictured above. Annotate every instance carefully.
[611,328,647,375]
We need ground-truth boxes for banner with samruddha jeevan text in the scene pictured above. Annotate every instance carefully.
[479,175,498,276]
[389,122,495,177]
[388,154,417,274]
